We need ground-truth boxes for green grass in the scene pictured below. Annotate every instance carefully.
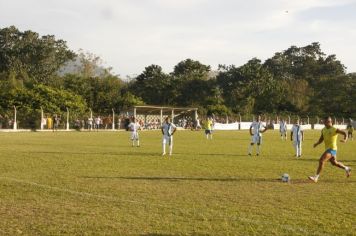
[0,130,355,236]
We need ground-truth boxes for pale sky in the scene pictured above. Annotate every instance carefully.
[1,0,356,77]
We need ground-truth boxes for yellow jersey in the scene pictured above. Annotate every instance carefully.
[322,126,338,150]
[205,120,213,130]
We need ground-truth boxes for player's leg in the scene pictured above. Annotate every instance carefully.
[309,151,333,182]
[162,137,167,156]
[330,156,351,177]
[292,141,298,157]
[136,133,140,147]
[248,142,254,155]
[131,133,135,146]
[298,141,302,157]
[256,136,262,156]
[248,135,256,155]
[169,136,173,156]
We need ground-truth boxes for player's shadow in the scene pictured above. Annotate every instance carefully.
[82,176,356,184]
[139,234,179,236]
[82,176,280,183]
[196,153,249,157]
[291,158,317,162]
[22,151,159,157]
[140,234,208,236]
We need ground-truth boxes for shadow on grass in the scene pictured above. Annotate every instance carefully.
[23,151,252,158]
[81,175,281,183]
[140,234,208,236]
[20,151,161,157]
[139,234,179,236]
[81,176,356,184]
[196,153,249,157]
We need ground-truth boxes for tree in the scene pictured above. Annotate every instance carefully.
[0,26,75,83]
[172,58,211,81]
[131,65,173,105]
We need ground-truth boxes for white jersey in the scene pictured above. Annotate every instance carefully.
[280,121,287,132]
[128,122,140,133]
[95,117,101,125]
[291,124,303,142]
[250,121,265,137]
[162,122,176,136]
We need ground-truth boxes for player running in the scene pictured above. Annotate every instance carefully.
[128,117,141,147]
[308,116,351,183]
[161,117,177,156]
[279,119,287,140]
[291,118,304,158]
[248,115,268,156]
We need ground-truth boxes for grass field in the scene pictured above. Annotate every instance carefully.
[0,130,355,236]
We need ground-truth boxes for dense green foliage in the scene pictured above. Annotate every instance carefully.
[1,26,355,126]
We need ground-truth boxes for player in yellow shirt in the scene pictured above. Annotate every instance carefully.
[308,116,351,183]
[204,117,214,140]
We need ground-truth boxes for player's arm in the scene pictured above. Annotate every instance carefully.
[249,126,253,136]
[290,131,293,141]
[313,133,324,148]
[161,126,164,135]
[301,130,304,141]
[336,129,347,142]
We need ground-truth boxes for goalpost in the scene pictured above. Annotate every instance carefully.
[131,105,198,127]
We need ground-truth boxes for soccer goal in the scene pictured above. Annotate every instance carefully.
[127,105,198,129]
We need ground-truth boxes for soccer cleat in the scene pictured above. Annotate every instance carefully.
[256,153,259,156]
[248,153,252,156]
[308,176,318,183]
[162,152,166,156]
[346,167,351,178]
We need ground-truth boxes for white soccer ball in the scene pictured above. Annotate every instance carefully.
[281,173,290,182]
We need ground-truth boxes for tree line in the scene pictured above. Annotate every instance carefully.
[0,26,355,128]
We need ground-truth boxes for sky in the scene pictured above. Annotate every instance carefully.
[1,0,356,77]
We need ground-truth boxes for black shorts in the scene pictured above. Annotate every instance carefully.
[205,129,212,135]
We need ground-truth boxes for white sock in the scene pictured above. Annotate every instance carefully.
[248,145,253,154]
[169,145,173,155]
[137,140,140,146]
[315,174,320,180]
[256,145,260,154]
[162,144,166,154]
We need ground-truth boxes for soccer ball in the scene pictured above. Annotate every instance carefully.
[281,173,290,182]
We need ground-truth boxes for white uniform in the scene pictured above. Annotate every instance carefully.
[128,122,140,140]
[291,124,303,157]
[250,121,265,144]
[280,121,287,138]
[162,122,176,145]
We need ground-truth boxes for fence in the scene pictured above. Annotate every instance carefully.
[0,107,354,131]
